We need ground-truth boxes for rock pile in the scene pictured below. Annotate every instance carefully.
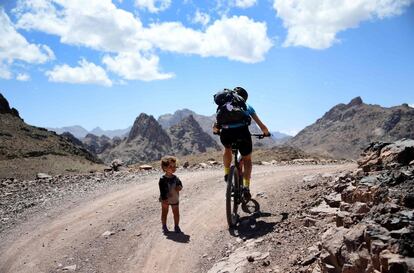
[315,139,414,273]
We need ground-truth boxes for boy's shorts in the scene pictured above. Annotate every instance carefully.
[220,126,252,156]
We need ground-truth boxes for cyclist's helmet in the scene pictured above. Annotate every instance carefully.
[234,86,248,101]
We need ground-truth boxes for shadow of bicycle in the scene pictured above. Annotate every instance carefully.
[228,197,290,239]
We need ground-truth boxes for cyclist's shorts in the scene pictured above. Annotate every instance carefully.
[220,126,252,156]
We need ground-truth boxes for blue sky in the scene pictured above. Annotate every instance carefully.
[1,0,413,136]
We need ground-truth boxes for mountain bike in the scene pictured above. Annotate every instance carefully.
[226,133,270,228]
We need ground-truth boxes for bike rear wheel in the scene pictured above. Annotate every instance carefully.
[226,166,240,228]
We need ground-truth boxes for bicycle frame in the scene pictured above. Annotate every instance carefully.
[231,143,244,206]
[221,132,270,229]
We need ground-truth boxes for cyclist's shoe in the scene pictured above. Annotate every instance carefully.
[162,224,169,234]
[224,174,228,182]
[242,188,251,201]
[174,225,182,233]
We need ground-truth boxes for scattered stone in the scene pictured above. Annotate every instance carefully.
[303,217,317,227]
[323,193,341,208]
[36,173,52,179]
[262,260,271,266]
[102,230,115,237]
[63,264,77,271]
[138,164,153,170]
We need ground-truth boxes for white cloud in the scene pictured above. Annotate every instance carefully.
[273,0,414,49]
[146,16,273,63]
[14,1,149,53]
[12,0,273,83]
[16,73,30,81]
[0,8,54,79]
[409,104,414,108]
[192,10,210,26]
[234,0,257,8]
[134,0,171,13]
[103,52,173,81]
[46,59,112,86]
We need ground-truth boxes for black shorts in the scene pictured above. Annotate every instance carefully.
[220,126,252,156]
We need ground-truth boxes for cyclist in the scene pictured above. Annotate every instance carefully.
[213,87,270,200]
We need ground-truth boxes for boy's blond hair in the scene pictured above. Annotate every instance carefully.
[161,155,178,171]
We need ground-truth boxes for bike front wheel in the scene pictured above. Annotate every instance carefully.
[226,166,240,228]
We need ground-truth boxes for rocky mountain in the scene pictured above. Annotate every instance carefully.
[0,93,102,179]
[82,134,113,155]
[89,126,131,138]
[49,125,131,139]
[47,125,89,139]
[270,131,292,141]
[100,113,172,165]
[157,108,290,147]
[168,115,220,156]
[0,94,20,117]
[100,113,221,165]
[288,97,414,159]
[158,108,217,138]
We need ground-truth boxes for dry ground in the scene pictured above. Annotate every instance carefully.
[0,164,354,273]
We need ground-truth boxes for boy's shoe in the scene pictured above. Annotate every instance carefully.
[162,224,169,234]
[242,188,251,201]
[174,225,182,233]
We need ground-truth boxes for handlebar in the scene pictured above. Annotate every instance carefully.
[251,133,271,139]
[213,131,271,139]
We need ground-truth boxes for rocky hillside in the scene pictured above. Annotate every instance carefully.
[158,108,289,147]
[168,115,220,155]
[82,134,113,155]
[304,139,414,273]
[89,127,130,138]
[100,113,171,165]
[0,94,103,179]
[100,113,220,165]
[288,97,414,159]
[47,125,89,139]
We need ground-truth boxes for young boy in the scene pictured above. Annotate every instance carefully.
[159,156,183,234]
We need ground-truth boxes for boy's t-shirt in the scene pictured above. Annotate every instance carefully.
[158,175,183,205]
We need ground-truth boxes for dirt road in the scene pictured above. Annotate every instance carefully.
[0,164,354,273]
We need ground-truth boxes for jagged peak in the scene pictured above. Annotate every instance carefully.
[0,93,20,118]
[84,133,99,140]
[174,108,195,115]
[348,96,363,107]
[128,113,168,142]
[170,115,200,130]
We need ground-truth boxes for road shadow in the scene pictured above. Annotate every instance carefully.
[229,210,278,239]
[165,231,191,243]
[230,210,291,239]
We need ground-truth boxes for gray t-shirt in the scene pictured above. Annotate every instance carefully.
[159,175,183,205]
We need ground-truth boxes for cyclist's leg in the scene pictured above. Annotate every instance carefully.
[223,147,232,168]
[242,153,252,187]
[238,126,253,189]
[220,129,233,179]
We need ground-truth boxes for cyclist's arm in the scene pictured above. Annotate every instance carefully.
[212,122,220,134]
[251,113,270,136]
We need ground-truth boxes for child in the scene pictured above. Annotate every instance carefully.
[159,156,183,234]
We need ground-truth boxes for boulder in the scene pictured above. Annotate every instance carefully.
[138,164,153,170]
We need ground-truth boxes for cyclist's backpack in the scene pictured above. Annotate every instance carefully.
[214,89,251,126]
